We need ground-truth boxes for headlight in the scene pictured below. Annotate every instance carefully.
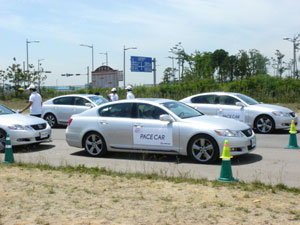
[272,111,290,117]
[215,129,245,137]
[8,124,33,130]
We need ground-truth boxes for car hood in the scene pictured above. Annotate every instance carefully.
[248,104,293,113]
[0,114,46,126]
[183,115,250,130]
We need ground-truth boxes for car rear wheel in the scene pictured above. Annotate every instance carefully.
[83,132,107,157]
[0,129,6,150]
[188,134,219,164]
[254,115,274,134]
[44,113,57,128]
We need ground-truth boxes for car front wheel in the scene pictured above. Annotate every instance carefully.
[188,134,219,164]
[254,115,274,134]
[44,113,57,128]
[83,132,107,157]
[0,129,6,150]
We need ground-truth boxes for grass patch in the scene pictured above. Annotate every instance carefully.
[1,162,300,195]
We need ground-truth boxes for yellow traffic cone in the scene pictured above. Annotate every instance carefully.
[285,120,299,149]
[220,140,232,159]
[289,120,297,134]
[217,140,238,182]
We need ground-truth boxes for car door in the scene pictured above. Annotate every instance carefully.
[189,95,218,115]
[98,102,133,149]
[131,103,180,152]
[53,97,75,124]
[216,95,247,123]
[73,97,91,114]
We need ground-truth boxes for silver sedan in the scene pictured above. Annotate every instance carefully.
[66,99,256,164]
[180,92,298,134]
[0,104,51,148]
[42,94,108,127]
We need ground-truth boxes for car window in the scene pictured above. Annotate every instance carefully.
[136,103,167,120]
[74,97,89,106]
[88,96,108,105]
[162,101,203,119]
[0,105,14,115]
[53,97,74,105]
[218,96,239,105]
[98,103,133,118]
[236,94,258,105]
[191,95,216,104]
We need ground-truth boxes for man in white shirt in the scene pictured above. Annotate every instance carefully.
[20,84,43,117]
[126,85,135,99]
[106,87,119,101]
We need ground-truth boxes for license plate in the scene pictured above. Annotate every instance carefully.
[40,132,48,139]
[250,138,256,147]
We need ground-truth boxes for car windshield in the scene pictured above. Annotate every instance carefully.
[236,94,259,105]
[88,96,108,105]
[0,105,14,115]
[162,101,203,119]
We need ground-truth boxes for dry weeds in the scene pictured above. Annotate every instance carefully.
[1,166,300,225]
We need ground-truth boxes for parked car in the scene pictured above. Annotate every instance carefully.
[180,92,298,134]
[66,99,256,164]
[0,104,51,148]
[42,94,108,128]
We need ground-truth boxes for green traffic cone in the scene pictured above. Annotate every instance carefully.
[4,134,15,164]
[217,140,238,183]
[285,133,300,149]
[285,120,299,149]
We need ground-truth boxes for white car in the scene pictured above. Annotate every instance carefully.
[66,99,256,164]
[0,104,51,148]
[42,94,108,127]
[180,92,298,134]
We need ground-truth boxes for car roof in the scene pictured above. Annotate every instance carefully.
[184,92,240,99]
[51,94,104,99]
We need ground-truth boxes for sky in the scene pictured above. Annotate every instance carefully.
[0,0,299,88]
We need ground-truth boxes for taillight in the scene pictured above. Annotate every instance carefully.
[67,118,73,126]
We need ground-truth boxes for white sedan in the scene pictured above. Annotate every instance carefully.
[180,92,298,134]
[0,104,51,148]
[66,99,256,164]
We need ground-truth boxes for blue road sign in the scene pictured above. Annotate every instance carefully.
[131,56,152,72]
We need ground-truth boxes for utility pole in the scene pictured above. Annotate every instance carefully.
[152,58,156,86]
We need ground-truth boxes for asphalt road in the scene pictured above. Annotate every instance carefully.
[2,118,300,188]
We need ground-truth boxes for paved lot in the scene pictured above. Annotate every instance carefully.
[1,116,300,188]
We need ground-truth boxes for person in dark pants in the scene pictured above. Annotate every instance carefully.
[20,84,42,117]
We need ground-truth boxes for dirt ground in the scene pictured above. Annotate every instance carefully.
[0,166,300,225]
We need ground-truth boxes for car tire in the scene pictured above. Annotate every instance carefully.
[83,132,107,157]
[187,134,219,164]
[44,113,57,128]
[254,115,275,134]
[0,129,6,150]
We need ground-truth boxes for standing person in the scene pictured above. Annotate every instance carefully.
[20,84,43,117]
[126,85,135,99]
[106,87,119,101]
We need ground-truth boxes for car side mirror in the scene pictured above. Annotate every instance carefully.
[85,103,94,108]
[160,114,174,122]
[235,102,245,108]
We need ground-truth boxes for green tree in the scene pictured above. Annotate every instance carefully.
[162,67,174,83]
[212,49,229,82]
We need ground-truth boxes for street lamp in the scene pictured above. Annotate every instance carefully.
[283,34,300,78]
[80,44,94,71]
[123,45,137,88]
[26,39,40,71]
[99,52,108,66]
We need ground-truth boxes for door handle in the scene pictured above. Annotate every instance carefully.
[134,123,143,128]
[100,120,108,125]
